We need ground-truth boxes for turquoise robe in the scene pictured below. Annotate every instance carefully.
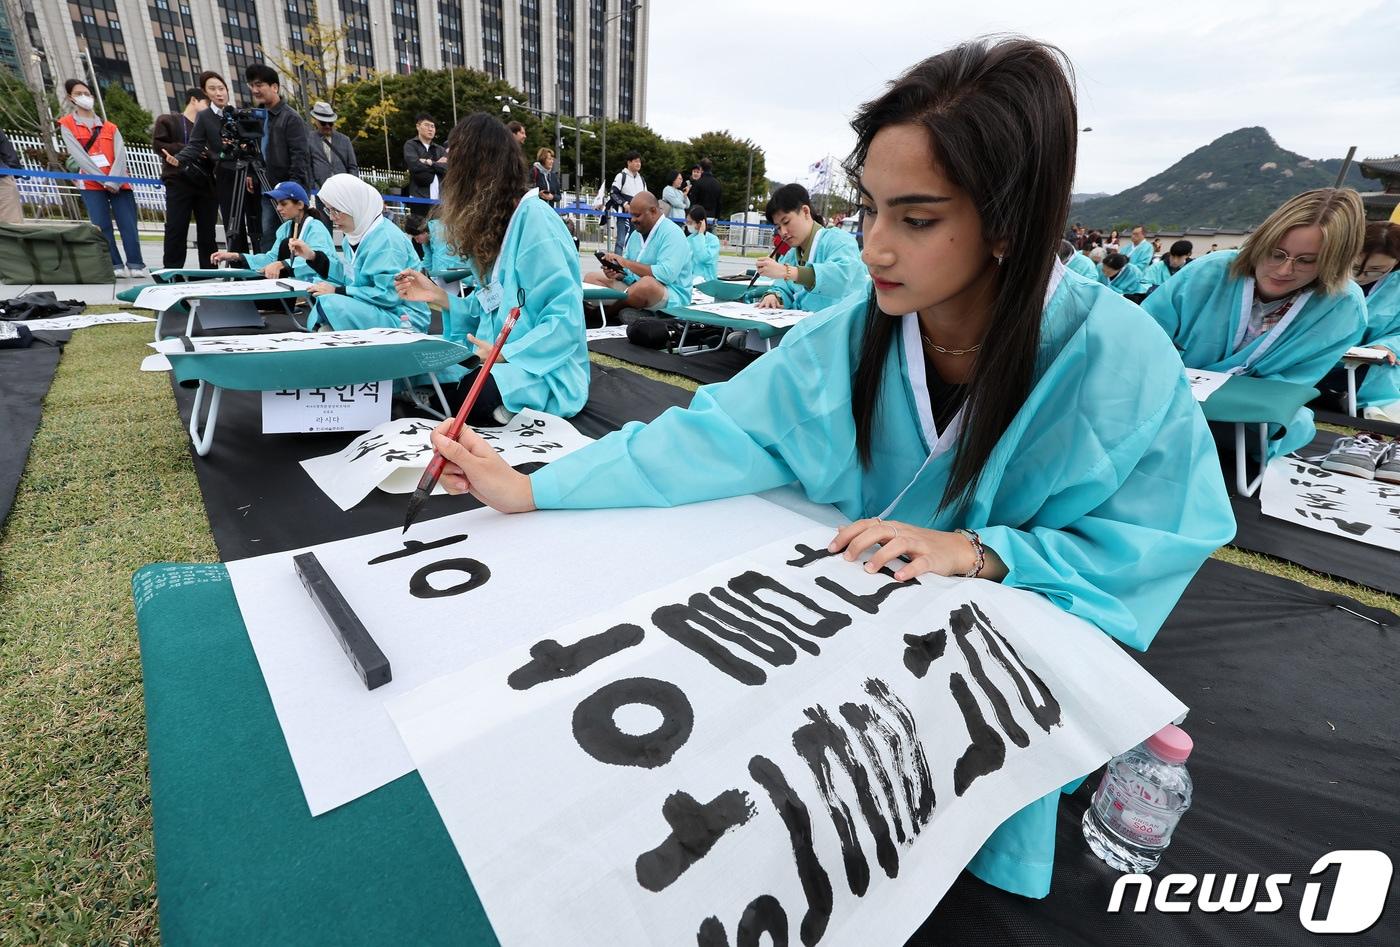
[309,215,430,332]
[621,216,693,311]
[1142,249,1368,456]
[1126,240,1154,273]
[688,231,720,284]
[767,225,869,312]
[1356,270,1400,410]
[1098,262,1144,295]
[422,219,477,289]
[1064,252,1098,281]
[1141,257,1187,291]
[443,193,588,416]
[243,215,335,283]
[530,262,1233,898]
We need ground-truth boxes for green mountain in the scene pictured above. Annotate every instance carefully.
[1074,127,1368,231]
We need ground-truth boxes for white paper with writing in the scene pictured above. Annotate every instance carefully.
[387,528,1185,947]
[148,327,424,356]
[19,312,155,331]
[688,300,810,329]
[299,410,594,510]
[585,325,631,341]
[261,381,391,434]
[224,496,825,815]
[1260,455,1400,552]
[132,278,313,312]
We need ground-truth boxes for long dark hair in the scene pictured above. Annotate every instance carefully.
[438,113,531,270]
[846,38,1077,514]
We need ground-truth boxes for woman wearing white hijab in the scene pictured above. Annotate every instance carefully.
[289,173,429,330]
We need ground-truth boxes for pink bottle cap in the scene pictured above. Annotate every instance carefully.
[1146,724,1193,763]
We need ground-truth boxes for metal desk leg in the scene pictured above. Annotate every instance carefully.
[674,320,726,356]
[183,299,200,338]
[1233,422,1269,497]
[1346,363,1359,417]
[188,381,222,457]
[428,373,451,417]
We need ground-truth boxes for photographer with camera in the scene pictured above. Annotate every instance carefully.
[172,71,261,253]
[244,64,311,252]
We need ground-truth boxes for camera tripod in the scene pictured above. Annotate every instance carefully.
[224,154,273,255]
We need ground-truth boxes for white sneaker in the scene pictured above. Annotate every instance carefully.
[127,265,150,279]
[491,405,517,425]
[114,265,129,279]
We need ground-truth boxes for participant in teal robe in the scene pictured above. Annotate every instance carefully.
[1140,257,1188,291]
[1097,261,1144,294]
[1356,270,1400,412]
[688,231,721,284]
[310,215,430,331]
[528,262,1234,898]
[242,214,335,282]
[621,216,693,310]
[1064,252,1098,281]
[766,225,869,311]
[1143,249,1367,456]
[442,191,589,416]
[1126,239,1154,273]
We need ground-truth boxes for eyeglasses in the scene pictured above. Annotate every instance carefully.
[1352,263,1394,278]
[1266,248,1318,271]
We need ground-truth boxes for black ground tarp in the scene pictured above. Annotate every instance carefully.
[1223,429,1400,595]
[588,337,757,386]
[0,332,67,534]
[912,557,1399,946]
[170,362,693,559]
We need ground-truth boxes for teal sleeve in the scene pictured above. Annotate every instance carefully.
[531,305,863,509]
[291,218,337,283]
[445,291,484,343]
[808,232,866,304]
[242,220,291,270]
[976,377,1234,651]
[1140,266,1187,344]
[346,228,410,310]
[648,229,690,289]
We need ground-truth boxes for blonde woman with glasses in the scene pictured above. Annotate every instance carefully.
[1143,188,1367,457]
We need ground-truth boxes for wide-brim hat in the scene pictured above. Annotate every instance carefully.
[310,101,337,123]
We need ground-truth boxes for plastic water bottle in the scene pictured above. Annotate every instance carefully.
[1081,724,1193,872]
[399,313,412,332]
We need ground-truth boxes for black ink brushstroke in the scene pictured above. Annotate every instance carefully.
[366,534,469,565]
[408,557,491,598]
[968,602,1062,732]
[634,789,756,892]
[572,677,693,768]
[863,678,936,827]
[727,572,851,641]
[785,543,836,568]
[949,605,1029,747]
[507,623,645,691]
[815,569,920,616]
[949,670,1006,795]
[710,586,821,656]
[901,629,947,679]
[749,755,833,947]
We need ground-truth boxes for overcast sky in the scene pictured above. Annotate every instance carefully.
[646,0,1400,198]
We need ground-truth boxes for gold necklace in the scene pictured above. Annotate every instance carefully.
[920,333,982,357]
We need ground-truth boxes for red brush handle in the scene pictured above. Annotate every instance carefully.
[417,305,522,487]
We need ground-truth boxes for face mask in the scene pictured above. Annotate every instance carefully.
[73,95,95,110]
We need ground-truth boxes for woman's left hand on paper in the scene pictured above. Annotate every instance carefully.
[829,518,983,582]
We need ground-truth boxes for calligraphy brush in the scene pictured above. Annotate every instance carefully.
[745,232,791,291]
[401,294,523,533]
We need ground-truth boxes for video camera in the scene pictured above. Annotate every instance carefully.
[219,106,267,162]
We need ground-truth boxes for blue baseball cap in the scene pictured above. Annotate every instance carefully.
[264,181,309,204]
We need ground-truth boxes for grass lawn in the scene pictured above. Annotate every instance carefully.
[0,314,1394,944]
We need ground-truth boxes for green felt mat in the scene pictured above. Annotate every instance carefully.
[132,563,497,946]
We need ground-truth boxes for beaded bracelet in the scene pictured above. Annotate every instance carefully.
[954,527,985,579]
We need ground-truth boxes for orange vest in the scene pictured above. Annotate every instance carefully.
[60,114,128,191]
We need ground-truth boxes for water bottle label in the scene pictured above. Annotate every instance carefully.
[1094,776,1171,846]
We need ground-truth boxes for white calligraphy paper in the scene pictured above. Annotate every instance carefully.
[1345,346,1391,363]
[586,325,631,341]
[1260,455,1400,552]
[19,311,155,331]
[688,300,809,329]
[300,410,594,510]
[386,527,1186,947]
[132,277,313,312]
[1185,368,1231,402]
[148,327,424,356]
[224,496,824,815]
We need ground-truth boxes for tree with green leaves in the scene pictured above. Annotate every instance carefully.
[679,131,766,219]
[100,85,154,146]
